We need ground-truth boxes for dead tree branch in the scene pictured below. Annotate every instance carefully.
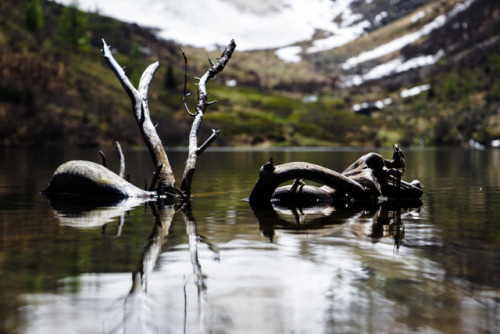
[43,40,236,201]
[249,147,423,208]
[99,151,107,167]
[180,40,237,199]
[249,160,373,207]
[115,141,125,178]
[102,39,175,196]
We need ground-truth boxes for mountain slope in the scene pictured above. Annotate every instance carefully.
[1,0,499,147]
[301,0,500,146]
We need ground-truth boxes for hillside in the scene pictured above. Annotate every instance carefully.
[1,0,499,148]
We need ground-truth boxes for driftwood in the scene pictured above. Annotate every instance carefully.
[42,39,236,202]
[249,145,423,208]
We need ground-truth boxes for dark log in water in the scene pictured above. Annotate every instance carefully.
[249,146,423,208]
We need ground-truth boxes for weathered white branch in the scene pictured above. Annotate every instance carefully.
[101,39,176,196]
[180,40,237,199]
[44,40,236,201]
[114,141,125,178]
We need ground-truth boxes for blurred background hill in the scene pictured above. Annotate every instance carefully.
[1,0,499,148]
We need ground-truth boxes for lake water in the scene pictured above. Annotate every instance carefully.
[1,147,500,333]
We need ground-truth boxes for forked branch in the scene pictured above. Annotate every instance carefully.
[180,40,237,199]
[101,39,176,197]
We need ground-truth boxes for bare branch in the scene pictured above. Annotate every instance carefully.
[102,39,176,196]
[101,40,136,102]
[197,129,220,156]
[181,48,196,117]
[114,141,125,178]
[99,151,107,167]
[180,40,236,199]
[249,161,373,207]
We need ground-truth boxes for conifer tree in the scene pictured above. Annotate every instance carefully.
[55,0,90,53]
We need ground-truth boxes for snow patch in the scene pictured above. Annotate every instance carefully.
[54,0,363,52]
[302,95,319,103]
[411,10,426,23]
[275,46,302,63]
[469,139,485,150]
[353,98,392,112]
[374,11,388,24]
[341,50,444,87]
[225,79,238,87]
[343,0,476,70]
[491,139,500,148]
[307,20,371,53]
[400,84,430,98]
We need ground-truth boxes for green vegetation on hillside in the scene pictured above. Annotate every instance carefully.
[1,0,499,148]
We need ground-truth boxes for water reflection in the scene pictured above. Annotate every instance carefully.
[47,196,151,230]
[36,196,215,333]
[3,148,500,333]
[103,202,174,333]
[253,201,422,250]
[42,189,423,332]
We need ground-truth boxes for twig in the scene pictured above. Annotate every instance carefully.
[115,141,125,178]
[99,151,107,167]
[197,129,220,156]
[181,48,196,116]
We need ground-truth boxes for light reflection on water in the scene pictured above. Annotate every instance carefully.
[1,148,500,333]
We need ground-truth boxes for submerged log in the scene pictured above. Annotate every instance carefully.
[42,160,155,198]
[249,145,423,208]
[249,159,374,206]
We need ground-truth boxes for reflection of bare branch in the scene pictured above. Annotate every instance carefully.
[181,203,220,333]
[105,203,175,334]
[182,205,207,316]
[131,203,175,294]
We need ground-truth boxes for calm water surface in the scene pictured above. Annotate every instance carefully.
[1,147,500,333]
